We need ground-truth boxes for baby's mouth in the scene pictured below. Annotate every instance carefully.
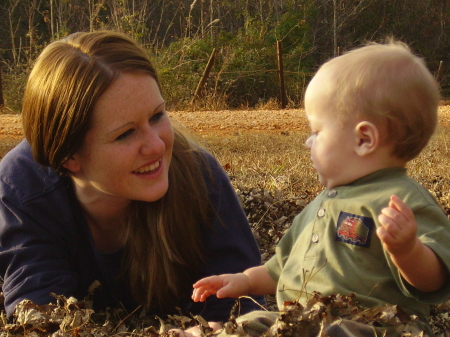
[133,160,161,174]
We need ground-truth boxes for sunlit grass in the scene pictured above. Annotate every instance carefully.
[200,132,322,203]
[198,109,450,214]
[408,124,450,213]
[1,109,450,214]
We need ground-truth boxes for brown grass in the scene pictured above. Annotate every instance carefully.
[201,133,320,198]
[192,107,450,213]
[2,107,450,213]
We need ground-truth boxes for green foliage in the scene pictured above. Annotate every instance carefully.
[155,37,218,109]
[2,0,450,112]
[217,18,278,107]
[155,15,314,109]
[273,3,317,105]
[1,66,29,113]
[108,0,148,43]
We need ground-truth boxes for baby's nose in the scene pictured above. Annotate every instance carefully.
[304,136,312,149]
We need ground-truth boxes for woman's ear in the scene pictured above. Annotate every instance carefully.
[354,121,380,156]
[62,156,81,173]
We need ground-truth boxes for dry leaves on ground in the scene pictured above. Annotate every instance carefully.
[1,108,450,336]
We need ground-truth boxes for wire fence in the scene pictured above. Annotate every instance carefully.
[0,52,446,113]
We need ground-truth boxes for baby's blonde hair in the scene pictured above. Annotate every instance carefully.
[317,40,440,161]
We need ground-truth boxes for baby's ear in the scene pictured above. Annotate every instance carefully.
[354,121,380,156]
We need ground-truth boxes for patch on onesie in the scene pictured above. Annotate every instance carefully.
[336,212,374,248]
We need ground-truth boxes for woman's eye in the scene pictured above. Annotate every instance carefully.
[149,111,165,123]
[116,129,134,141]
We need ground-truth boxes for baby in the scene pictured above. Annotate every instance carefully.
[192,41,450,336]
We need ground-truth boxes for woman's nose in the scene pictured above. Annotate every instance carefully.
[140,126,165,155]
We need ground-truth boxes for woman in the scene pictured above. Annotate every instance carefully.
[0,31,263,323]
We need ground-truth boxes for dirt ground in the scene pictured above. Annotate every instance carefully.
[0,109,309,159]
[0,109,308,138]
[1,106,450,157]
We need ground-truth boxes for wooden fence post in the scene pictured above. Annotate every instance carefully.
[276,40,287,109]
[0,65,4,108]
[192,48,218,103]
[436,60,444,84]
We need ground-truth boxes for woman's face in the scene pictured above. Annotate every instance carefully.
[66,72,174,203]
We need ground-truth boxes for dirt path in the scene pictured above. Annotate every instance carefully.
[2,106,450,159]
[0,109,308,139]
[0,109,308,159]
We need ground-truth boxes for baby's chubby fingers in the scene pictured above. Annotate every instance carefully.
[377,210,403,244]
[192,273,250,302]
[378,211,400,237]
[193,275,226,291]
[192,286,216,302]
[377,195,418,256]
[192,276,225,302]
[378,195,412,235]
[388,195,414,222]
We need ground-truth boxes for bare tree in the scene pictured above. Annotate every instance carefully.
[86,0,105,32]
[332,0,373,56]
[7,0,22,66]
[25,0,43,64]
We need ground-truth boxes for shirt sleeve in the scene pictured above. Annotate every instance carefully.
[393,202,450,304]
[0,143,100,317]
[185,151,265,321]
[0,179,81,316]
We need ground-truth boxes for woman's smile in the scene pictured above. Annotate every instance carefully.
[132,159,162,175]
[66,72,174,203]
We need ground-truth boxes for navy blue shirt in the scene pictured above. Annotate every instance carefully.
[0,140,264,319]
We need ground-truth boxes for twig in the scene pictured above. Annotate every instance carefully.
[111,305,143,333]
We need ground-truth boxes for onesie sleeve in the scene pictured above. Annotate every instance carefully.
[185,151,265,321]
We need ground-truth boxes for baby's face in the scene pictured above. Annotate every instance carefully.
[304,71,360,189]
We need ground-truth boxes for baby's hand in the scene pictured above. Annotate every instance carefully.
[377,195,419,256]
[192,273,250,302]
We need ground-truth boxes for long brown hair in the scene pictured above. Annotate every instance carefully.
[22,31,212,312]
[125,129,212,311]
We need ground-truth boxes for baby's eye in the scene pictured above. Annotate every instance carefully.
[116,129,134,141]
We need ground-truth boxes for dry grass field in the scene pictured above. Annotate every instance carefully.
[2,107,450,210]
[171,107,450,213]
[1,108,450,335]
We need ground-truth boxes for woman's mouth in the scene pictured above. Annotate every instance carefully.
[133,160,161,174]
